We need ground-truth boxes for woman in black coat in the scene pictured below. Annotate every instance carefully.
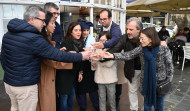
[56,22,84,111]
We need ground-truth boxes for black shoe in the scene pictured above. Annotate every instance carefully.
[116,105,120,111]
[94,106,100,111]
[80,107,86,111]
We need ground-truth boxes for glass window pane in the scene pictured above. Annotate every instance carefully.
[3,19,10,33]
[113,10,120,24]
[107,0,111,5]
[17,5,25,19]
[72,0,80,2]
[81,0,88,2]
[101,0,105,5]
[3,5,12,18]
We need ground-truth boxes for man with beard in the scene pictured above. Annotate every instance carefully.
[108,17,142,111]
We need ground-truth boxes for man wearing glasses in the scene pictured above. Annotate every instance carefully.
[93,9,121,49]
[1,5,91,111]
[44,2,63,49]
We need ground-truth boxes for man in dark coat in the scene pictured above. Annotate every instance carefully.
[44,2,63,49]
[1,5,90,111]
[184,27,190,42]
[158,26,170,41]
[108,17,142,111]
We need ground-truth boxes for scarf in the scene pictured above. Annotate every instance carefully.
[72,36,84,52]
[143,46,159,108]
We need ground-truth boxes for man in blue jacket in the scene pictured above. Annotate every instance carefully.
[44,2,63,49]
[1,5,90,111]
[93,9,122,111]
[93,9,121,49]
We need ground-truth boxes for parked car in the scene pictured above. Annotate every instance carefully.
[142,23,155,29]
[165,25,178,35]
[142,23,175,37]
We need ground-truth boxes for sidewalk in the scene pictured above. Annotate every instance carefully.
[0,65,190,111]
[163,65,190,111]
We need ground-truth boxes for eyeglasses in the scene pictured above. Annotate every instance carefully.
[99,18,108,22]
[139,37,147,41]
[99,40,107,43]
[34,17,45,23]
[51,12,60,16]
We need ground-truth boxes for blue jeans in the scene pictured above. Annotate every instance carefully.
[76,91,99,108]
[144,96,165,111]
[59,86,75,111]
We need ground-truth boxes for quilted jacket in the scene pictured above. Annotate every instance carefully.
[1,18,82,86]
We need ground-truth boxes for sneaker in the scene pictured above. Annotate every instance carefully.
[116,105,120,111]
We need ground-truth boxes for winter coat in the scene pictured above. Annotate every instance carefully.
[114,45,174,95]
[108,34,141,83]
[101,21,122,48]
[1,18,82,86]
[94,60,117,84]
[56,38,83,94]
[37,41,72,111]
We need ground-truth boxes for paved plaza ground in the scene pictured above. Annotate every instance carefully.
[0,63,190,111]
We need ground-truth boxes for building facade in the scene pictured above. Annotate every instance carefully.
[0,0,126,48]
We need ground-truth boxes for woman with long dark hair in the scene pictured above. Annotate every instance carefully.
[56,22,84,111]
[37,12,72,111]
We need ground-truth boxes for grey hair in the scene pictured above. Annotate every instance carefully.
[23,5,45,22]
[126,17,143,30]
[44,2,59,13]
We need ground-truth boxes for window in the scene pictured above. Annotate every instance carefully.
[2,5,26,33]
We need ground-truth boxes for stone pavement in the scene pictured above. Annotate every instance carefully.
[0,65,190,111]
[163,65,190,111]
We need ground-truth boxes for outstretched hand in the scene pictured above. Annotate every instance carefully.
[100,52,114,59]
[93,42,104,49]
[83,47,93,51]
[89,52,100,61]
[60,47,67,51]
[160,41,167,46]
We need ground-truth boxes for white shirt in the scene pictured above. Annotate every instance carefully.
[84,34,96,48]
[103,21,112,31]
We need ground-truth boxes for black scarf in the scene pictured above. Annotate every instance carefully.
[72,36,84,52]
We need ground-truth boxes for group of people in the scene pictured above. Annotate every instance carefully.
[1,2,174,111]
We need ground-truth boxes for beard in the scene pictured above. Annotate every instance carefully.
[128,32,139,39]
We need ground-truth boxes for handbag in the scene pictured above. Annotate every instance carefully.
[157,80,172,97]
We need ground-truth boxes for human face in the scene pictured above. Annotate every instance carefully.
[71,25,81,39]
[126,21,140,39]
[184,30,189,35]
[49,8,59,21]
[82,29,90,38]
[100,11,112,28]
[32,11,46,32]
[139,33,152,47]
[46,17,56,35]
[99,35,107,43]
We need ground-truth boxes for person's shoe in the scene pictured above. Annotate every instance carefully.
[116,105,120,111]
[80,107,86,111]
[94,106,100,111]
[141,107,144,111]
